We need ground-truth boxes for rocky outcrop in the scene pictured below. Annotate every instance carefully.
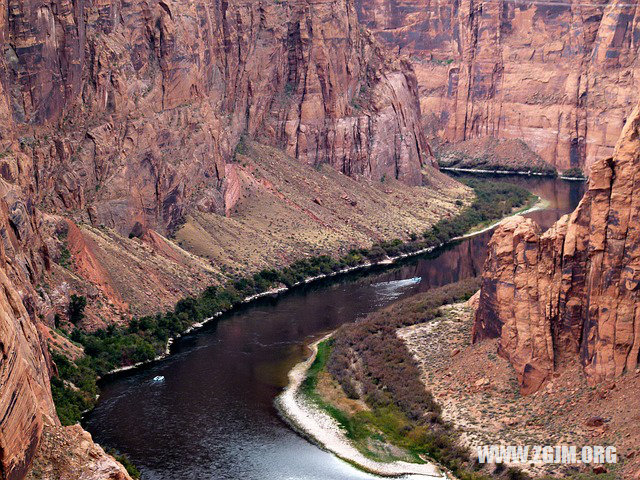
[474,103,640,394]
[25,425,133,480]
[0,0,449,478]
[354,0,640,171]
[1,0,433,237]
[0,179,55,480]
[0,267,56,480]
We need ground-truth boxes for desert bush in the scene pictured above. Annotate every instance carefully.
[562,167,586,179]
[68,294,87,324]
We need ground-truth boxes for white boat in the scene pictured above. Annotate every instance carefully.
[152,375,165,383]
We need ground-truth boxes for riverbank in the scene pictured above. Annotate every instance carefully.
[440,166,553,177]
[103,193,543,380]
[439,166,589,183]
[441,166,588,182]
[559,175,588,181]
[276,280,483,479]
[275,335,448,478]
[53,178,536,426]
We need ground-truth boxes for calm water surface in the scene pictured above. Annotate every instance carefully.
[84,176,586,480]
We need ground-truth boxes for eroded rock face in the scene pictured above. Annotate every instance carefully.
[1,0,431,236]
[0,0,437,478]
[0,227,55,480]
[0,166,59,480]
[25,425,133,480]
[354,0,640,171]
[474,104,640,394]
[0,268,56,480]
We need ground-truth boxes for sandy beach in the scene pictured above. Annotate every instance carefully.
[275,335,449,479]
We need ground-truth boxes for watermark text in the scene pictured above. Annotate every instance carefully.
[476,445,617,465]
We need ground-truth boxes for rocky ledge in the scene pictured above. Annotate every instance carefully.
[474,103,640,394]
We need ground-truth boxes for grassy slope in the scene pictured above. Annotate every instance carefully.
[174,141,468,275]
[49,140,468,327]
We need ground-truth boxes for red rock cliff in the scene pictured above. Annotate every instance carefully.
[0,0,438,477]
[0,252,54,480]
[1,0,432,236]
[0,170,135,480]
[474,102,640,394]
[354,0,640,171]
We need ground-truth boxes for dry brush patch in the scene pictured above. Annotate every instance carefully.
[400,303,633,480]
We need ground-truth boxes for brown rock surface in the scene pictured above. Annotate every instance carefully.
[474,103,640,393]
[401,302,640,478]
[2,0,434,236]
[0,0,461,478]
[0,267,56,480]
[354,0,640,171]
[437,137,555,174]
[0,169,56,480]
[25,425,132,480]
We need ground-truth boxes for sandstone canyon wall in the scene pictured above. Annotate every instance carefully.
[1,0,433,237]
[0,0,443,477]
[0,224,54,480]
[354,0,640,171]
[0,115,133,480]
[474,102,640,394]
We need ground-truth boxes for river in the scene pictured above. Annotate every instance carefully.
[84,175,586,480]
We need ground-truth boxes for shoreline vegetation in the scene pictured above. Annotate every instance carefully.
[440,166,554,177]
[50,178,536,430]
[288,281,613,480]
[276,280,483,479]
[275,334,447,478]
[440,166,587,182]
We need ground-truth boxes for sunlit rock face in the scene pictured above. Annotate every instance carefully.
[354,0,640,171]
[0,267,56,480]
[474,103,640,394]
[0,182,56,479]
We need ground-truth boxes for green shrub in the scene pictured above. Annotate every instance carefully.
[68,294,87,324]
[421,179,532,248]
[50,354,98,426]
[562,167,586,179]
[107,450,142,479]
[59,245,72,268]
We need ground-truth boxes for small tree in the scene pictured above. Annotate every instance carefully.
[68,294,87,325]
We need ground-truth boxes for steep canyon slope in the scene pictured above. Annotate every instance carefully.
[0,0,461,478]
[355,0,640,171]
[3,0,433,236]
[474,102,640,394]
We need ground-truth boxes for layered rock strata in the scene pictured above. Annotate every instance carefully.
[355,0,640,171]
[474,104,640,393]
[2,0,433,236]
[0,267,54,480]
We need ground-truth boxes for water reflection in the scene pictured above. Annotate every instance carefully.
[84,176,585,480]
